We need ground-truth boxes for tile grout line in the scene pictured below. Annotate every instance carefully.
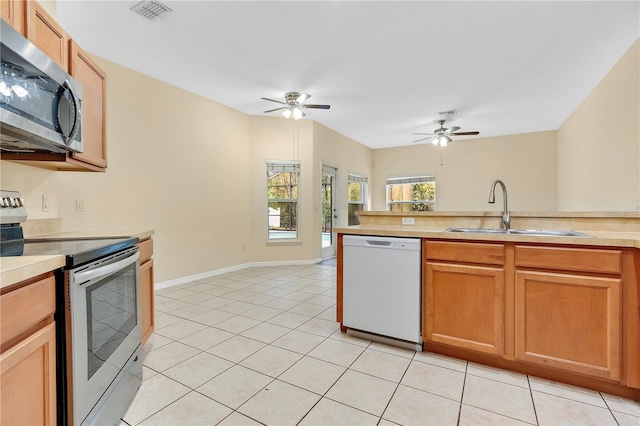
[456,360,469,426]
[526,375,540,425]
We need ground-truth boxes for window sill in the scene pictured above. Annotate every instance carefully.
[266,239,303,246]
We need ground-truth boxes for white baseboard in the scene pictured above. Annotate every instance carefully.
[154,257,323,290]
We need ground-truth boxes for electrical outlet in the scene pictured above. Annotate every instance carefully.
[401,217,415,225]
[76,199,86,212]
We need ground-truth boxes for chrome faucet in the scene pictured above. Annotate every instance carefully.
[488,179,510,230]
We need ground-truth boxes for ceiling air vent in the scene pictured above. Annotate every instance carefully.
[437,110,457,118]
[130,1,173,20]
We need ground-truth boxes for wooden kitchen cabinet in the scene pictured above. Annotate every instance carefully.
[424,241,506,356]
[68,40,107,169]
[26,0,68,71]
[514,245,623,381]
[0,273,57,425]
[139,238,155,344]
[1,0,26,35]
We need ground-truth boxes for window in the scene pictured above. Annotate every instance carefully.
[267,162,300,239]
[348,173,368,225]
[386,176,435,212]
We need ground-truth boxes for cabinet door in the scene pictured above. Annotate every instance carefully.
[69,40,107,169]
[425,262,505,355]
[0,322,56,425]
[26,1,68,71]
[515,271,621,380]
[1,0,25,35]
[141,259,154,344]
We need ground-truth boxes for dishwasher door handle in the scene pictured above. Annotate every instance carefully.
[366,240,392,246]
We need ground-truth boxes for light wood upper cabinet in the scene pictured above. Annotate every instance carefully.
[69,40,107,169]
[1,0,26,35]
[515,270,621,380]
[26,1,68,71]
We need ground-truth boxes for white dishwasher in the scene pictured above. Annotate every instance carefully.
[342,235,422,350]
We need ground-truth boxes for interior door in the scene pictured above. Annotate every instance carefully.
[321,166,337,258]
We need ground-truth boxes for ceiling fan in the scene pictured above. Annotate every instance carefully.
[261,92,330,120]
[412,119,479,146]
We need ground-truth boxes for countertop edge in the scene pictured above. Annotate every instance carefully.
[1,256,66,289]
[334,226,640,249]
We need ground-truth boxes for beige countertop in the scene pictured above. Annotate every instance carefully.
[334,225,640,249]
[26,229,155,241]
[1,256,66,290]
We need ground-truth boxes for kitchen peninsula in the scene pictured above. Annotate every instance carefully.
[335,211,640,401]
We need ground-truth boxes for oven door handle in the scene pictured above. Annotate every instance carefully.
[75,251,140,284]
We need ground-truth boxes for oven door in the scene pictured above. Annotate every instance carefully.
[68,247,141,425]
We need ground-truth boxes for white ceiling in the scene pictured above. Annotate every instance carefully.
[56,1,640,149]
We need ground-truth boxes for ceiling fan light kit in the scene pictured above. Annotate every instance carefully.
[412,119,479,146]
[262,92,330,120]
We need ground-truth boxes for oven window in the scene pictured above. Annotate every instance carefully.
[85,264,137,380]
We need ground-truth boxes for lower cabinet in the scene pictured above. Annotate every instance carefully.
[513,245,623,381]
[1,322,57,425]
[424,240,506,356]
[423,240,629,387]
[514,270,621,380]
[425,262,505,355]
[0,273,57,425]
[139,238,155,344]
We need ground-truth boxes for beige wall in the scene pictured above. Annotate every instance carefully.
[247,118,373,262]
[313,121,374,239]
[557,38,640,211]
[248,117,316,263]
[371,131,558,212]
[2,58,253,282]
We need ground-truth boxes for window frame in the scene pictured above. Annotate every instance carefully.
[267,161,301,240]
[347,173,368,225]
[385,175,436,212]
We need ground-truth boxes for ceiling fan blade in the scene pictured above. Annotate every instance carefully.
[296,93,311,103]
[412,132,435,136]
[263,107,287,113]
[412,136,436,144]
[261,97,286,105]
[444,126,461,134]
[451,131,480,136]
[303,104,331,109]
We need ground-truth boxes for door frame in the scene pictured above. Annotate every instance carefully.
[321,165,337,259]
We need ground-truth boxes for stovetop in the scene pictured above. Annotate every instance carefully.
[1,237,139,268]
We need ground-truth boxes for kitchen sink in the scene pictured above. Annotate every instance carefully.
[444,227,594,238]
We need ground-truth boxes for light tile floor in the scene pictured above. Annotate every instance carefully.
[122,263,640,426]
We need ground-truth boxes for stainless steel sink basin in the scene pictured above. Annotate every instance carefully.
[444,227,594,238]
[444,227,509,234]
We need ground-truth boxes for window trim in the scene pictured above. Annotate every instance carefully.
[267,161,301,240]
[385,175,436,211]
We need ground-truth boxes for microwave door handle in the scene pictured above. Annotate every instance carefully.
[62,80,81,146]
[75,251,139,285]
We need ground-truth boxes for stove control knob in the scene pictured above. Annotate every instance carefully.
[3,197,14,207]
[15,197,24,207]
[0,198,5,207]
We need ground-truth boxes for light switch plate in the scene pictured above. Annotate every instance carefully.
[401,217,415,225]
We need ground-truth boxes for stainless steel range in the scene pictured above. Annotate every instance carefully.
[0,190,142,425]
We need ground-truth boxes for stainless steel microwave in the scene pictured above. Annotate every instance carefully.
[0,20,83,154]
